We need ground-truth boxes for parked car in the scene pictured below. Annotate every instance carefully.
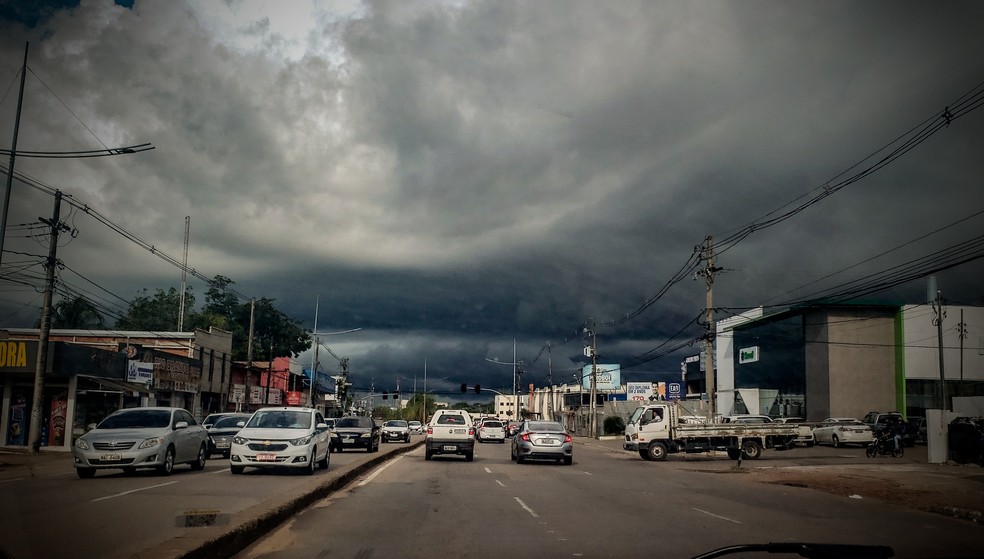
[811,417,873,447]
[382,420,411,443]
[72,407,209,478]
[773,417,815,447]
[721,415,773,424]
[510,420,573,465]
[206,413,251,457]
[476,419,506,443]
[333,416,381,452]
[907,416,927,444]
[408,420,424,434]
[228,406,331,475]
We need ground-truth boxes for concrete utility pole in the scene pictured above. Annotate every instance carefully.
[177,216,190,331]
[245,298,256,412]
[933,291,947,410]
[958,309,967,396]
[699,235,721,419]
[28,190,66,453]
[589,327,598,438]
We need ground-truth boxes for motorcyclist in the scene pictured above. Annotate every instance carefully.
[889,417,905,451]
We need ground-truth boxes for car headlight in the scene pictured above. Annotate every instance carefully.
[233,435,250,445]
[360,432,371,438]
[138,437,165,450]
[289,434,315,446]
[75,438,90,450]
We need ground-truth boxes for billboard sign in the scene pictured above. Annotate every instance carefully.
[738,346,760,364]
[581,364,621,390]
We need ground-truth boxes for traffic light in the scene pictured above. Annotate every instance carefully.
[474,385,481,394]
[460,383,467,393]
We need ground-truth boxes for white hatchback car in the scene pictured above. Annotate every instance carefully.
[229,407,331,475]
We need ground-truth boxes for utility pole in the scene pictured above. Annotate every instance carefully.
[27,190,67,452]
[245,298,255,412]
[697,235,721,419]
[589,327,598,438]
[932,290,947,410]
[958,309,967,396]
[546,342,554,421]
[0,42,28,273]
[177,216,190,331]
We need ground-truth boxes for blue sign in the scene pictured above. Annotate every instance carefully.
[666,382,683,400]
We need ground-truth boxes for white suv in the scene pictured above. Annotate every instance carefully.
[229,407,331,475]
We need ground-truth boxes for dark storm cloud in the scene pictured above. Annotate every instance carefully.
[1,0,982,400]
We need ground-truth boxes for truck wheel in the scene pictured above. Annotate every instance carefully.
[646,442,668,461]
[639,450,650,461]
[741,440,762,460]
[726,448,741,460]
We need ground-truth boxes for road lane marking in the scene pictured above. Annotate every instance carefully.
[484,467,492,474]
[514,497,539,518]
[691,507,741,524]
[358,455,402,486]
[496,480,506,487]
[91,481,179,502]
[209,468,228,474]
[0,478,25,483]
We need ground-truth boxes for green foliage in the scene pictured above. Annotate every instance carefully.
[604,415,625,435]
[41,295,107,329]
[115,275,310,360]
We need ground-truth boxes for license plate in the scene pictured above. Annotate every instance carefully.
[100,453,122,461]
[216,442,230,448]
[257,453,277,462]
[452,429,465,434]
[442,445,457,451]
[540,438,559,446]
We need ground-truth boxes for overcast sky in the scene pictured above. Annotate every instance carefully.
[1,0,982,402]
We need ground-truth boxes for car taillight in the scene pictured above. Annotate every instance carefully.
[468,428,475,436]
[427,427,433,434]
[564,434,572,443]
[521,433,531,441]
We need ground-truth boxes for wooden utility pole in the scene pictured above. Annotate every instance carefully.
[0,42,28,272]
[245,298,255,412]
[933,291,946,410]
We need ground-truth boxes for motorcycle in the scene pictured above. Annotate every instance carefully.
[866,434,903,458]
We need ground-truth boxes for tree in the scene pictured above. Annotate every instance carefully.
[40,295,107,329]
[116,287,195,331]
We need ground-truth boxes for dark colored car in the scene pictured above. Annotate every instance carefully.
[206,413,251,457]
[332,416,381,452]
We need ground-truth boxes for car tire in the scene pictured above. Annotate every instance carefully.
[563,456,573,466]
[157,446,175,476]
[319,447,330,469]
[832,435,840,448]
[741,440,762,460]
[646,442,669,462]
[231,465,245,475]
[465,451,474,462]
[76,467,96,479]
[425,448,433,461]
[304,451,316,475]
[516,453,525,464]
[191,443,207,471]
[511,448,517,462]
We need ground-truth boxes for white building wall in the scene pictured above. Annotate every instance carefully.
[715,307,765,416]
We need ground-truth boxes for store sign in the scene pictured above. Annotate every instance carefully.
[0,341,35,371]
[126,361,154,384]
[286,391,302,406]
[739,346,760,364]
[581,364,621,390]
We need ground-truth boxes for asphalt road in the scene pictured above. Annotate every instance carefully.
[233,439,983,559]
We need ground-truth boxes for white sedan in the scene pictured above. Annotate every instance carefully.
[811,417,873,447]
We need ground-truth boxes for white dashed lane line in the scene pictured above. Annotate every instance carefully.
[691,507,741,524]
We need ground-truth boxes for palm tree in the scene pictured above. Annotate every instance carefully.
[47,296,107,329]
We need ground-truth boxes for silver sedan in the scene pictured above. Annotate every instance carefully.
[510,420,573,465]
[72,407,209,478]
[812,417,874,447]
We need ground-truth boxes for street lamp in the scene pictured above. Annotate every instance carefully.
[486,338,523,419]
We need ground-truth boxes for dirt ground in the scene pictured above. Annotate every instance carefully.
[737,465,984,521]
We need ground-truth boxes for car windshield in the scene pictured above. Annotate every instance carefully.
[248,410,311,429]
[483,421,502,428]
[385,421,408,427]
[527,421,565,432]
[98,409,171,429]
[214,416,247,429]
[336,417,366,428]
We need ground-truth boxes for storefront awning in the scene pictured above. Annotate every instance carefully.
[77,374,154,395]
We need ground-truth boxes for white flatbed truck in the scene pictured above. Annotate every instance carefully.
[623,403,798,461]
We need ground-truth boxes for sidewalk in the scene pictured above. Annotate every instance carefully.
[577,435,984,523]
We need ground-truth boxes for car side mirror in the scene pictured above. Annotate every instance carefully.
[174,421,189,430]
[237,421,246,427]
[317,422,328,429]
